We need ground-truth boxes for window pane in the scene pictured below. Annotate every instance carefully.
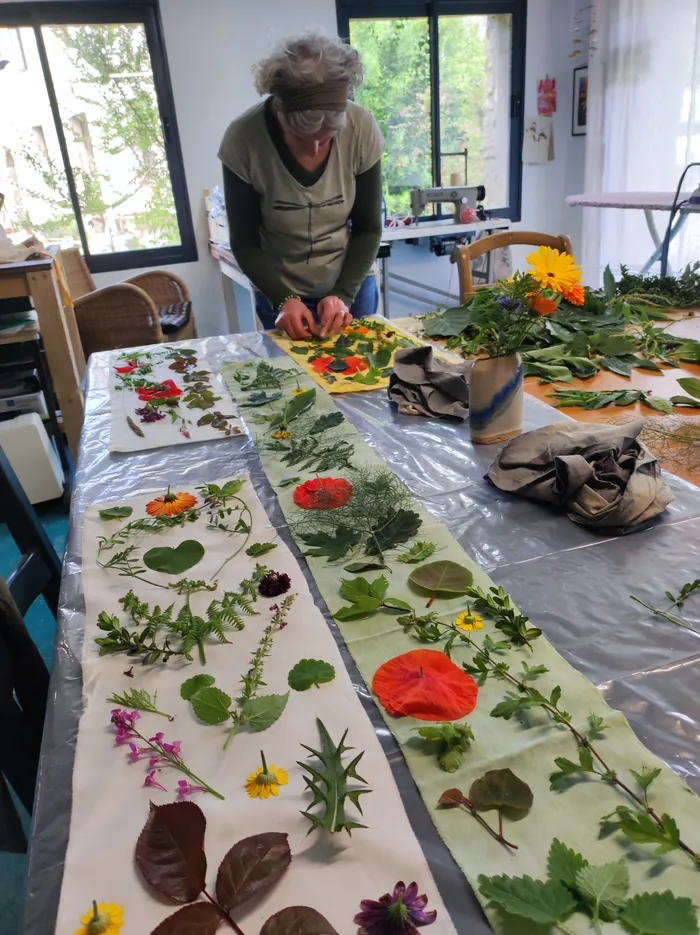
[350,18,432,216]
[41,23,180,255]
[439,14,512,210]
[0,27,79,246]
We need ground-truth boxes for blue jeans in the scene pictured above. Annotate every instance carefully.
[255,275,379,331]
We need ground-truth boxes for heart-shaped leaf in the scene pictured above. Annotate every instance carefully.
[135,802,207,903]
[409,561,473,604]
[469,769,534,818]
[144,540,205,575]
[150,903,222,935]
[216,832,291,912]
[260,907,340,935]
[288,659,336,691]
[99,506,133,521]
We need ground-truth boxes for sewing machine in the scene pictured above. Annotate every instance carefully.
[410,185,486,223]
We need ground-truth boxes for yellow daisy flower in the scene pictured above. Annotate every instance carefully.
[455,610,485,632]
[271,429,293,439]
[526,246,582,294]
[74,901,124,935]
[245,751,288,799]
[292,388,305,396]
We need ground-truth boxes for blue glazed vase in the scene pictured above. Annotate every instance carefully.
[469,352,524,444]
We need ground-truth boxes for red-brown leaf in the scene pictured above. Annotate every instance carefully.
[150,902,222,935]
[260,906,339,935]
[216,832,291,912]
[135,802,207,903]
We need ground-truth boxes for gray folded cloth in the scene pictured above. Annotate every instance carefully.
[389,346,471,419]
[486,420,674,532]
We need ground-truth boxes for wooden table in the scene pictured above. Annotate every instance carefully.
[0,259,86,458]
[393,313,700,486]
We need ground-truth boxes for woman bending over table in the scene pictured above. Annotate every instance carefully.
[219,32,385,339]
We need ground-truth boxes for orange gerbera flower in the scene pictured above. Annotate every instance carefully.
[146,489,197,517]
[529,293,559,316]
[561,282,585,306]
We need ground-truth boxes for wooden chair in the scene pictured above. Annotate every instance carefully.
[451,231,575,303]
[57,248,198,358]
[0,446,58,852]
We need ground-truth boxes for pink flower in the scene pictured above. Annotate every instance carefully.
[162,740,182,761]
[149,732,165,744]
[145,770,167,792]
[177,779,207,798]
[112,709,140,745]
[128,742,152,763]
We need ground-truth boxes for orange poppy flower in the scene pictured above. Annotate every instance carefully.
[529,293,559,316]
[293,477,353,509]
[353,326,370,335]
[311,355,335,374]
[146,490,198,517]
[372,649,479,721]
[561,282,585,306]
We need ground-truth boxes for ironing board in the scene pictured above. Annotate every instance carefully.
[566,191,693,273]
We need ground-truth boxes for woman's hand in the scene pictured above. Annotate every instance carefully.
[318,296,352,337]
[275,298,315,339]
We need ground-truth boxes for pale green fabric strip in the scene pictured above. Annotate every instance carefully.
[222,357,700,931]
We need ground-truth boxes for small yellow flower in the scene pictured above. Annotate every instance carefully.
[245,751,288,799]
[271,429,292,439]
[455,610,484,632]
[74,901,124,935]
[292,388,305,396]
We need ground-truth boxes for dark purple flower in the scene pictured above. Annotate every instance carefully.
[259,571,291,598]
[135,406,166,423]
[354,881,437,934]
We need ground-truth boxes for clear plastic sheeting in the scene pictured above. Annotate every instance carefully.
[25,333,700,935]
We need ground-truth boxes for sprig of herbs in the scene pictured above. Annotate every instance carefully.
[107,687,173,720]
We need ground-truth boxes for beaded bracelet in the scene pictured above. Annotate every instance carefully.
[276,294,301,313]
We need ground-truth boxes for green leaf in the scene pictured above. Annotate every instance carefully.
[670,395,700,407]
[245,542,278,557]
[369,575,390,599]
[288,659,336,691]
[598,334,638,356]
[634,358,664,371]
[677,376,700,399]
[468,768,533,817]
[190,686,232,725]
[353,367,382,385]
[278,476,301,487]
[368,346,391,369]
[575,861,629,922]
[415,721,473,772]
[99,506,133,521]
[300,526,360,561]
[601,356,632,376]
[478,874,577,926]
[143,540,205,575]
[522,361,575,383]
[630,766,662,791]
[180,674,216,700]
[243,692,289,732]
[271,389,316,426]
[241,391,282,407]
[643,396,675,414]
[382,598,413,611]
[423,305,472,337]
[334,596,383,620]
[617,811,680,854]
[327,357,349,372]
[343,561,388,574]
[308,412,344,435]
[547,839,589,890]
[339,577,373,601]
[396,541,438,564]
[290,345,310,354]
[490,692,536,720]
[603,264,617,300]
[521,662,549,681]
[620,891,699,935]
[367,509,422,555]
[409,560,473,599]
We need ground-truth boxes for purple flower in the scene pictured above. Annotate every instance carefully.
[354,882,437,935]
[135,406,166,423]
[144,770,167,792]
[128,742,152,763]
[177,779,207,798]
[149,732,165,745]
[111,709,140,745]
[259,572,291,598]
[162,740,183,761]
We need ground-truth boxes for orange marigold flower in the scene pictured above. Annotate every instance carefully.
[146,489,197,517]
[529,293,559,316]
[561,282,585,306]
[293,477,353,509]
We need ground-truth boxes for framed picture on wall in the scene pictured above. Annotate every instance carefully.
[572,65,588,136]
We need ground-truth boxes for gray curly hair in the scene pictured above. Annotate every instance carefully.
[253,31,364,135]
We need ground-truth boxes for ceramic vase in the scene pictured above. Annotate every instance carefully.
[469,352,523,445]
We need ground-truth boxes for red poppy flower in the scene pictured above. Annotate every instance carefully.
[136,379,182,402]
[293,477,353,509]
[343,356,369,374]
[372,649,479,721]
[114,361,138,374]
[311,356,335,374]
[311,355,368,376]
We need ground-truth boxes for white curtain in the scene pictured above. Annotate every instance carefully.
[583,0,700,284]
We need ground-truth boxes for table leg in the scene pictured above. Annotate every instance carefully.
[27,269,84,459]
[640,212,688,275]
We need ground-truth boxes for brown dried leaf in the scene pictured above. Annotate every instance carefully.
[150,903,222,935]
[216,832,291,912]
[260,906,340,935]
[135,802,207,903]
[438,788,464,808]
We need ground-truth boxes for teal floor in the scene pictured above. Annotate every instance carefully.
[0,499,69,935]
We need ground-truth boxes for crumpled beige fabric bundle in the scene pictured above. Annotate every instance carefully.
[388,345,471,420]
[486,419,674,532]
